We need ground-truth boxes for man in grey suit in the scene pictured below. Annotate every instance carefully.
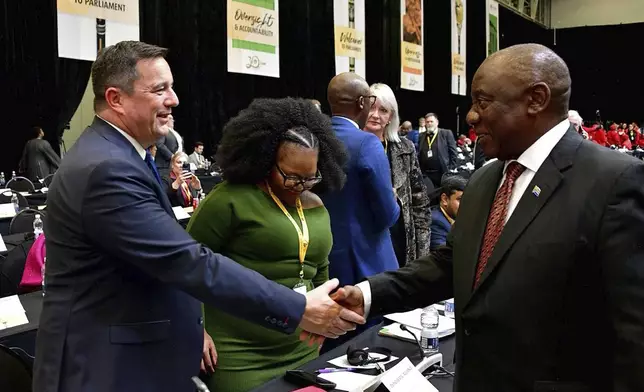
[333,44,644,391]
[155,114,181,171]
[34,41,363,392]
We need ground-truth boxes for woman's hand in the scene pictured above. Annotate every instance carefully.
[172,171,192,190]
[190,174,202,190]
[201,329,218,374]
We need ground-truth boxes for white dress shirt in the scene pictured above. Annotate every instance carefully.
[356,119,571,316]
[97,116,146,160]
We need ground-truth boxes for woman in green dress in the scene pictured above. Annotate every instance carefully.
[187,98,348,392]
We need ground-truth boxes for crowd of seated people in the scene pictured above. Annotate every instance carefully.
[569,110,644,150]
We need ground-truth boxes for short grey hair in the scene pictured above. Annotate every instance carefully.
[568,110,583,126]
[370,83,401,143]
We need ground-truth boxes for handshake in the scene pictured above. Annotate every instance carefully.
[297,279,367,344]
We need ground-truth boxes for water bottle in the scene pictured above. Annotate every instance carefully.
[0,172,5,187]
[444,298,455,319]
[41,257,46,296]
[420,305,440,356]
[33,214,44,237]
[11,171,16,179]
[11,192,19,213]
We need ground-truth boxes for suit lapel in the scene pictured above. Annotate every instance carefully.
[470,129,582,295]
[458,160,504,304]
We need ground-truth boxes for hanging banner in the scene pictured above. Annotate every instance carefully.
[486,0,500,57]
[451,0,466,95]
[400,0,424,91]
[333,0,366,79]
[227,0,280,78]
[57,0,140,61]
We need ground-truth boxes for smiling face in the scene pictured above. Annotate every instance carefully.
[110,57,179,147]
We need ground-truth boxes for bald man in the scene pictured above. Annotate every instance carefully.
[319,73,400,353]
[333,44,644,391]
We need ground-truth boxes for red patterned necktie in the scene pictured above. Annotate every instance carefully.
[474,161,526,287]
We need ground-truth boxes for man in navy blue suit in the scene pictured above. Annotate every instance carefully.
[34,41,364,392]
[430,175,466,250]
[319,73,400,353]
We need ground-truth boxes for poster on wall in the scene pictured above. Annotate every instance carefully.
[57,0,140,61]
[333,0,366,79]
[400,0,424,91]
[227,0,280,78]
[451,0,466,96]
[487,0,499,57]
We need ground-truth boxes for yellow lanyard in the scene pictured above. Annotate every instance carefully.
[383,138,388,154]
[265,182,309,280]
[426,131,438,149]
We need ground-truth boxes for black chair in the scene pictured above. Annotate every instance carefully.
[9,209,45,235]
[0,191,28,210]
[6,177,35,194]
[43,174,55,187]
[0,345,32,392]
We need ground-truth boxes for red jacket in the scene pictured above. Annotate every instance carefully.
[590,129,608,147]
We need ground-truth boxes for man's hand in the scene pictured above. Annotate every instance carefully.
[331,285,365,317]
[200,329,218,374]
[299,279,366,339]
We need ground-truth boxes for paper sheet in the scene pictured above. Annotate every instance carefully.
[318,371,381,392]
[0,234,6,252]
[0,203,16,219]
[172,206,191,220]
[327,348,398,370]
[384,310,456,338]
[0,295,29,330]
[380,357,439,392]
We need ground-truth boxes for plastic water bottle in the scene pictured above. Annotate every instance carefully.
[33,214,44,237]
[11,171,16,180]
[41,257,46,296]
[11,192,19,213]
[444,298,455,319]
[0,172,5,187]
[420,305,440,356]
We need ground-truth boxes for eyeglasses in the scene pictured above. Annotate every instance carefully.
[357,95,377,107]
[275,164,322,190]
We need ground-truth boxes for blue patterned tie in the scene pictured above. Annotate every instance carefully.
[144,151,162,185]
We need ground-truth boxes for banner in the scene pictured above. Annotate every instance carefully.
[486,0,499,57]
[451,0,466,95]
[333,0,366,79]
[400,0,424,91]
[227,0,280,78]
[57,0,140,61]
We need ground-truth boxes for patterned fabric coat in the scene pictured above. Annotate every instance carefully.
[388,137,431,264]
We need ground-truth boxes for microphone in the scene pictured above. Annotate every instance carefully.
[399,324,425,358]
[191,376,211,392]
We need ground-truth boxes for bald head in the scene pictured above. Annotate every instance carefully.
[327,73,372,127]
[467,44,573,161]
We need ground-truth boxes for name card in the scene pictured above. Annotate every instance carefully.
[380,357,438,392]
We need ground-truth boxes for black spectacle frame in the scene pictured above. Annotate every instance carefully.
[275,164,322,190]
[357,95,377,107]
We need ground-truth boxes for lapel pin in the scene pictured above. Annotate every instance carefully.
[532,185,541,197]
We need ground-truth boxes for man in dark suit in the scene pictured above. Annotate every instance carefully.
[154,114,181,172]
[18,126,61,181]
[418,113,458,190]
[430,175,466,250]
[333,44,644,391]
[34,41,363,392]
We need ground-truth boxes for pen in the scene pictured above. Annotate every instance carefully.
[316,367,361,374]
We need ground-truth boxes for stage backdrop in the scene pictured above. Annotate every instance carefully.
[486,0,499,56]
[451,0,466,96]
[57,0,139,60]
[334,0,366,78]
[400,0,424,91]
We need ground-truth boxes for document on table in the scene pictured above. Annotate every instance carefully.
[384,309,456,338]
[172,206,191,220]
[323,348,398,392]
[0,203,16,219]
[0,234,6,252]
[0,295,29,330]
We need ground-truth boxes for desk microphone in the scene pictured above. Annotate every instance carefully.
[191,376,211,392]
[399,324,425,358]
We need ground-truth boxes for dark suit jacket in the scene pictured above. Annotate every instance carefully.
[368,128,644,391]
[320,117,400,286]
[418,128,458,175]
[429,207,450,250]
[406,129,420,151]
[34,117,306,392]
[18,138,61,181]
[155,130,179,170]
[162,175,200,207]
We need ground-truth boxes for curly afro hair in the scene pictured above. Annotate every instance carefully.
[216,97,348,193]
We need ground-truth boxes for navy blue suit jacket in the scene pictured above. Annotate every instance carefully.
[320,117,400,286]
[406,129,420,151]
[34,117,306,392]
[430,207,451,250]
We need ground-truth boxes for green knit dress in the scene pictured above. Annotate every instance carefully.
[186,181,332,392]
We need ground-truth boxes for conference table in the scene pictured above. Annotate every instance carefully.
[253,322,455,392]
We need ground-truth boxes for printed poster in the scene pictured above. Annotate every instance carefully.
[400,0,424,91]
[451,0,466,96]
[57,0,140,61]
[227,0,280,78]
[487,0,500,57]
[333,0,366,79]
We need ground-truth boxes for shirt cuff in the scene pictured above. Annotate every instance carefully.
[356,281,372,319]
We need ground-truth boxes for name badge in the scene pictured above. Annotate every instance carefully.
[427,150,433,158]
[293,282,307,295]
